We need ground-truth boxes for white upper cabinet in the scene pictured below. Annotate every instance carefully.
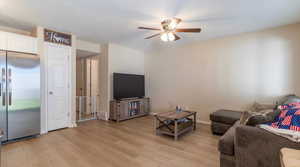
[6,32,37,54]
[0,31,7,50]
[0,31,37,54]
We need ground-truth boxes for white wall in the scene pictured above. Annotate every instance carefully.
[76,39,101,54]
[109,43,145,75]
[71,35,77,127]
[145,23,300,122]
[99,44,110,120]
[36,26,47,133]
[108,43,145,100]
[98,43,145,120]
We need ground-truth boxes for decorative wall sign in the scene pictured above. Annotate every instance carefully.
[44,29,72,46]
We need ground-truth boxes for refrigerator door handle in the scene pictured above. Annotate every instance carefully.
[1,68,5,106]
[2,92,5,106]
[1,68,4,96]
[8,92,11,106]
[8,68,11,106]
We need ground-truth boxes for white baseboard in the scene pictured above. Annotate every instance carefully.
[97,111,109,121]
[69,122,77,128]
[40,130,48,135]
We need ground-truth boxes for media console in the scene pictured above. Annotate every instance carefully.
[109,97,150,122]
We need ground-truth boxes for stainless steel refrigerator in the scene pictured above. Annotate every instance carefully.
[0,51,40,142]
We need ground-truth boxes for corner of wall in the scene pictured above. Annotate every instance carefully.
[99,43,110,120]
[36,26,47,134]
[71,34,77,126]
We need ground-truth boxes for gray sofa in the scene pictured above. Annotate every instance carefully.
[219,95,300,167]
[219,122,300,167]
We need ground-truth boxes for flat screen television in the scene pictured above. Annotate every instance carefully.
[113,73,145,100]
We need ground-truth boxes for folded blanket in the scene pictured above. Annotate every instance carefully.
[258,102,300,142]
[259,124,300,142]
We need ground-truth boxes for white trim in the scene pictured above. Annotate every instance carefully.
[42,41,49,134]
[40,130,48,135]
[71,35,77,127]
[68,51,72,128]
[37,27,47,135]
[69,122,78,128]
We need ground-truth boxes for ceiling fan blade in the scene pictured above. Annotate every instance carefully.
[174,34,181,41]
[175,28,201,33]
[145,33,161,39]
[138,27,161,31]
[185,16,236,23]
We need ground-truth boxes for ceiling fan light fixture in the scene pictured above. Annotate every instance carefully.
[160,33,168,42]
[169,19,177,29]
[168,32,175,41]
[138,17,201,41]
[161,18,180,31]
[160,32,175,42]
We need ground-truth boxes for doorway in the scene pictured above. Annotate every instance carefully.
[76,50,99,122]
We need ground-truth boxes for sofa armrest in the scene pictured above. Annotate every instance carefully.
[235,125,300,167]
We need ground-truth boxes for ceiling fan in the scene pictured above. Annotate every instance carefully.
[138,18,201,42]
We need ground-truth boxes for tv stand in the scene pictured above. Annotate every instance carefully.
[109,97,150,122]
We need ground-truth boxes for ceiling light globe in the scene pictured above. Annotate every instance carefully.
[168,32,175,41]
[160,33,168,42]
[169,20,177,29]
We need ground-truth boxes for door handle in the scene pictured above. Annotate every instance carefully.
[8,68,12,106]
[49,91,53,95]
[1,68,4,96]
[1,68,5,106]
[2,92,5,106]
[8,91,11,106]
[1,68,4,80]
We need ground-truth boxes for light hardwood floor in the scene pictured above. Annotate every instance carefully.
[1,116,220,167]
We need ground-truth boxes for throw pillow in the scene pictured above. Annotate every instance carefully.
[276,94,299,105]
[246,109,281,126]
[249,102,276,113]
[240,109,280,126]
[276,94,296,105]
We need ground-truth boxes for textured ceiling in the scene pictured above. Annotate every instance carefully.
[1,0,300,50]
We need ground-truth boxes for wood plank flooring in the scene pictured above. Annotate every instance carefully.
[1,116,220,167]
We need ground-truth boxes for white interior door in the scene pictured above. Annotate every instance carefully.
[45,43,71,131]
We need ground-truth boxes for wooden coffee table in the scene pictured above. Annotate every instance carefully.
[153,110,197,140]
